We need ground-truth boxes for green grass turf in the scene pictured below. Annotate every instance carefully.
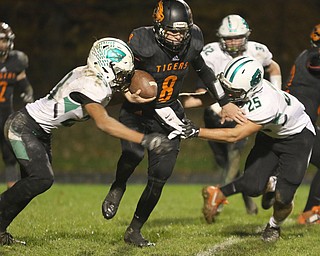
[0,183,319,255]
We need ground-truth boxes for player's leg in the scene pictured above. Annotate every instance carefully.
[0,113,20,188]
[227,139,258,214]
[202,132,278,223]
[124,137,180,247]
[0,110,54,245]
[102,108,145,220]
[302,128,320,211]
[262,128,314,242]
[1,140,20,189]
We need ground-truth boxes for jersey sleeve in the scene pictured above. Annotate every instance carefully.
[128,27,156,61]
[70,92,96,105]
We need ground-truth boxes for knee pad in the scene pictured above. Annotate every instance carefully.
[29,177,54,195]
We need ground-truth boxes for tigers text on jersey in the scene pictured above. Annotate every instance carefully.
[243,80,315,138]
[0,50,28,109]
[26,66,113,133]
[201,41,273,75]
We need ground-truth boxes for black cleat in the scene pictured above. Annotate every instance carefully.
[102,185,125,220]
[0,231,14,246]
[261,223,280,242]
[124,227,155,247]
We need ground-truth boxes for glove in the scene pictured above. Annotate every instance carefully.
[141,133,173,154]
[180,119,199,139]
[20,92,34,103]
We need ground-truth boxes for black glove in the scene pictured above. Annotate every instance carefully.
[141,133,173,154]
[180,119,199,139]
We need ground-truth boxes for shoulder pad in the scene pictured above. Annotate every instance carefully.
[9,50,29,69]
[128,26,157,58]
[189,24,204,52]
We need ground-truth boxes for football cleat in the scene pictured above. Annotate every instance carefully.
[261,176,277,210]
[124,227,155,247]
[0,231,14,246]
[202,186,228,224]
[102,185,125,220]
[261,223,280,242]
[297,206,320,224]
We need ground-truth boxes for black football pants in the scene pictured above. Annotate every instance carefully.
[221,128,314,205]
[0,109,54,232]
[113,107,180,226]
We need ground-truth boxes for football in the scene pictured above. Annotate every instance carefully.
[129,70,157,99]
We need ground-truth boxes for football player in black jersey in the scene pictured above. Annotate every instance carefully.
[101,0,246,247]
[0,22,34,188]
[284,24,320,224]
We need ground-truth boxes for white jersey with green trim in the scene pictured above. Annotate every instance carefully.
[26,66,113,133]
[243,80,315,138]
[201,41,273,74]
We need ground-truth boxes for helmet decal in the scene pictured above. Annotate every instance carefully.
[106,48,126,63]
[310,24,320,47]
[153,0,164,23]
[250,69,262,87]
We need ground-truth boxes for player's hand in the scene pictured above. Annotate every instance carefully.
[141,133,173,153]
[220,102,247,125]
[124,89,156,104]
[20,92,34,103]
[180,119,199,139]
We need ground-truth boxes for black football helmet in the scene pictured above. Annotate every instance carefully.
[153,0,193,53]
[0,22,15,57]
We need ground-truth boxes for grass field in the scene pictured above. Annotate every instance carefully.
[0,183,319,256]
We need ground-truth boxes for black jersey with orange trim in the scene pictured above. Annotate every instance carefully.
[285,49,320,124]
[127,25,204,112]
[0,50,28,110]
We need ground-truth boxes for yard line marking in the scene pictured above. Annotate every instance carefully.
[196,236,241,256]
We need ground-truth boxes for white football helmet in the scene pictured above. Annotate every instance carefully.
[217,14,251,57]
[87,37,134,92]
[218,56,264,103]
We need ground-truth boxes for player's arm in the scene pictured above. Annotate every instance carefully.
[16,70,34,103]
[198,119,262,143]
[266,60,282,90]
[123,89,156,103]
[179,90,215,108]
[85,103,144,143]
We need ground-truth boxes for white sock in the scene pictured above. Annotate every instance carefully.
[269,216,282,228]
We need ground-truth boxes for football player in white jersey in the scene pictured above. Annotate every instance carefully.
[182,56,315,242]
[0,37,173,246]
[195,14,281,215]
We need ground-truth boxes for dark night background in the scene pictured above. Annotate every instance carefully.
[0,0,319,181]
